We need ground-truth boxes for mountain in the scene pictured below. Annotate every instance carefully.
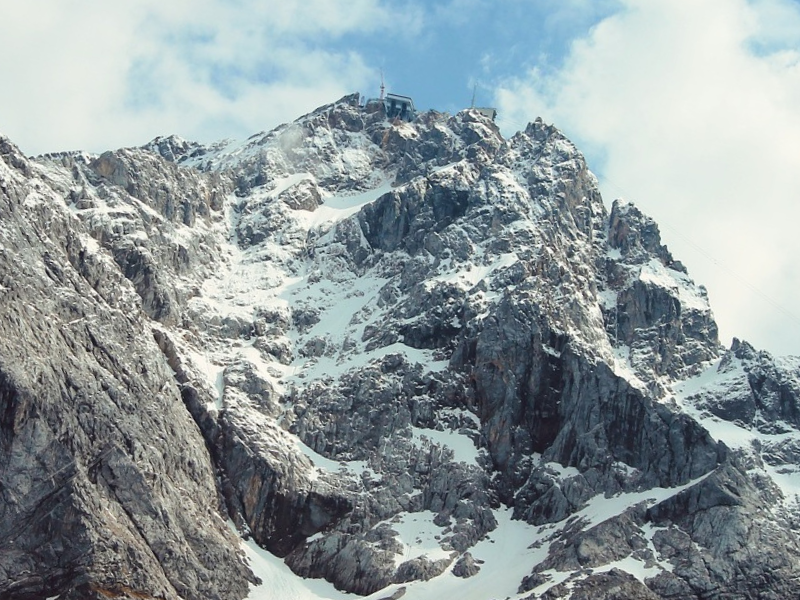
[2,93,800,599]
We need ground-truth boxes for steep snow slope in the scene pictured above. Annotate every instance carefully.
[3,93,800,599]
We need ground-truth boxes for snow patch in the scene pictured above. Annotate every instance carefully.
[297,179,392,229]
[543,462,580,480]
[236,525,354,600]
[363,508,547,600]
[383,511,452,566]
[411,426,480,466]
[639,258,708,312]
[574,472,713,529]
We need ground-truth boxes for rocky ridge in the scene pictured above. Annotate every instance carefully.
[1,94,800,599]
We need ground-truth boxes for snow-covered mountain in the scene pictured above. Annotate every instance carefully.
[2,93,800,599]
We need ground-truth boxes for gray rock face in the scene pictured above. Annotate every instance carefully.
[3,92,800,600]
[279,356,496,592]
[217,403,353,557]
[286,530,398,595]
[646,463,800,599]
[695,338,800,429]
[0,137,252,599]
[604,200,720,385]
[539,569,661,600]
[451,552,481,578]
[44,146,231,326]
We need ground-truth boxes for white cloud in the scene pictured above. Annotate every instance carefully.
[495,0,800,355]
[0,0,422,154]
[3,0,799,355]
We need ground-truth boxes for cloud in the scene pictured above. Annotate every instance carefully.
[495,0,800,354]
[0,0,423,154]
[3,0,799,355]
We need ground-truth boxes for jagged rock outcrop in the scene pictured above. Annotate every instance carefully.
[693,338,800,429]
[645,462,800,598]
[217,403,353,557]
[538,569,661,600]
[451,552,481,578]
[37,145,232,326]
[604,200,720,385]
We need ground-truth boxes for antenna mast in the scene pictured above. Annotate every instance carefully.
[380,70,385,100]
[471,83,476,108]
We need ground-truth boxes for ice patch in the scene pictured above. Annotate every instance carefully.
[763,463,800,502]
[610,345,648,391]
[292,437,375,483]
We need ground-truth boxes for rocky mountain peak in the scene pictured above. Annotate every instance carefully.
[2,95,800,600]
[608,199,685,272]
[0,134,31,175]
[143,134,203,163]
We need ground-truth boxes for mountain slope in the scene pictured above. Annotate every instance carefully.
[0,139,252,599]
[2,94,800,599]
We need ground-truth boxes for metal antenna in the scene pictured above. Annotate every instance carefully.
[380,70,385,100]
[471,83,477,108]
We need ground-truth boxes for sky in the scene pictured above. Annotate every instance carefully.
[1,0,799,355]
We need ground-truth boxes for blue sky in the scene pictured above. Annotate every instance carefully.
[2,0,800,355]
[334,1,621,117]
